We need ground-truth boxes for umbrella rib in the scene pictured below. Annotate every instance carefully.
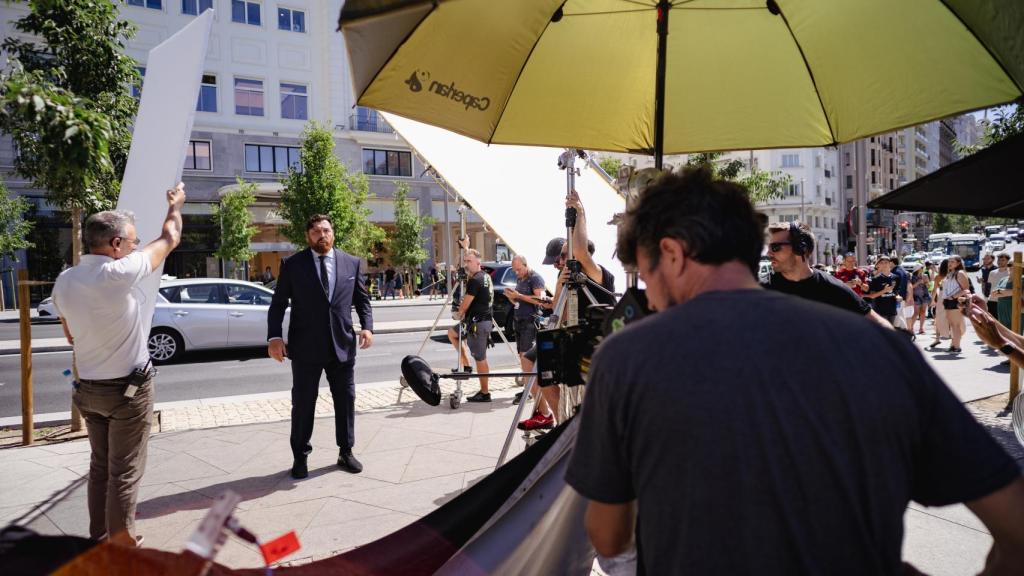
[348,1,439,105]
[485,4,562,146]
[773,6,837,146]
[934,0,1023,94]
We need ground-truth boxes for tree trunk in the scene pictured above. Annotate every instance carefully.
[69,206,84,432]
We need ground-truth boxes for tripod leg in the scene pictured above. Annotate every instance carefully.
[491,317,519,361]
[497,374,538,468]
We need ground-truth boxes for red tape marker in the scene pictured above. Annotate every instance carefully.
[260,531,301,565]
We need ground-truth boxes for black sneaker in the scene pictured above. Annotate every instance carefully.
[513,391,524,405]
[466,391,491,403]
[337,451,363,474]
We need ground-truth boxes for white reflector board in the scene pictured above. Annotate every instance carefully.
[383,113,626,291]
[117,10,214,332]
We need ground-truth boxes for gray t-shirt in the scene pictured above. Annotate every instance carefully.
[514,270,545,320]
[566,289,1018,575]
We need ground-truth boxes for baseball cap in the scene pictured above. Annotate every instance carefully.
[543,237,566,265]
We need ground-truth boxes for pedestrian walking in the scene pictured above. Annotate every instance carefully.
[52,183,186,547]
[865,255,899,326]
[936,255,970,354]
[909,265,931,335]
[267,214,374,479]
[834,252,868,296]
[987,252,1010,317]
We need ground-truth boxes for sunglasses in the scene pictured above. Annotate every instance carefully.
[112,236,141,248]
[768,242,792,253]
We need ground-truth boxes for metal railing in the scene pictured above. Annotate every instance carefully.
[348,112,394,134]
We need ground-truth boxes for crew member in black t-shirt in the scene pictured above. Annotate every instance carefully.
[866,255,900,325]
[764,222,892,329]
[567,167,1024,575]
[446,248,493,402]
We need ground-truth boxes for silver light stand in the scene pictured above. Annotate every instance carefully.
[495,148,615,467]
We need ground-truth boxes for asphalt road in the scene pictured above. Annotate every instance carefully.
[0,328,521,418]
[0,302,453,343]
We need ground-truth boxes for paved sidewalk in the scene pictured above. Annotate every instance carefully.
[0,318,1021,573]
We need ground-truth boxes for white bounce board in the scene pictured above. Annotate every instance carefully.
[117,10,214,333]
[383,113,626,292]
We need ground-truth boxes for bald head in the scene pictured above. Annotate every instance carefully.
[512,254,529,278]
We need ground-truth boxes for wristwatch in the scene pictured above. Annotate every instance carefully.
[999,343,1015,356]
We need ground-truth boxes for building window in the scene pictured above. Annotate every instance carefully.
[131,66,146,99]
[182,0,212,14]
[844,152,850,166]
[870,149,876,166]
[781,154,799,168]
[871,171,877,184]
[787,183,800,197]
[277,7,306,32]
[196,74,217,112]
[845,175,852,189]
[234,78,264,116]
[816,184,821,196]
[815,216,821,228]
[814,155,821,168]
[889,178,894,190]
[279,83,308,120]
[231,0,261,25]
[244,144,301,173]
[362,148,412,177]
[889,158,893,172]
[184,141,212,171]
[128,0,162,9]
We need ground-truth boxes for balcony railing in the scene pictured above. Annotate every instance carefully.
[349,112,394,134]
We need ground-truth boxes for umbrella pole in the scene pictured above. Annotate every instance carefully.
[653,0,670,171]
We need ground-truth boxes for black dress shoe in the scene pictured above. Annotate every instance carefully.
[291,457,308,479]
[338,451,363,474]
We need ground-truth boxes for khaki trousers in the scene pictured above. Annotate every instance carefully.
[72,374,154,542]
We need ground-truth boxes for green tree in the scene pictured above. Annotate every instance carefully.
[212,178,259,280]
[598,157,622,179]
[389,182,433,288]
[280,122,385,257]
[0,0,139,264]
[0,180,35,310]
[685,152,791,203]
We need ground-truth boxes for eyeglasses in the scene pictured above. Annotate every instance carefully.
[112,236,141,249]
[768,242,792,253]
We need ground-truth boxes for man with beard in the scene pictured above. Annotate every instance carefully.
[268,214,374,479]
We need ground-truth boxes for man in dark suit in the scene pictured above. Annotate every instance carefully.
[268,214,374,479]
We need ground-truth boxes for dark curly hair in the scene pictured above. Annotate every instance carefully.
[306,214,333,231]
[616,166,765,274]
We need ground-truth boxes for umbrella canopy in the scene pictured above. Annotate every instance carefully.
[868,131,1024,218]
[339,0,1024,167]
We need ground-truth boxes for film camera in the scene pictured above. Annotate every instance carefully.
[536,287,650,387]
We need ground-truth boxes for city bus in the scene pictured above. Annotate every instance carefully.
[948,233,986,271]
[927,233,953,253]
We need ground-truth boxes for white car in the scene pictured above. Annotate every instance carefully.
[36,297,59,320]
[988,239,1006,252]
[150,278,289,362]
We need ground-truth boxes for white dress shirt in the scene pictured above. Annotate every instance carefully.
[312,248,336,297]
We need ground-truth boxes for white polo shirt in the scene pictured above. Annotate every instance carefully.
[52,252,154,380]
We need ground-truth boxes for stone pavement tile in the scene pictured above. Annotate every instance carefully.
[382,406,479,439]
[0,467,84,509]
[361,426,463,454]
[136,482,215,524]
[342,472,466,517]
[400,446,496,483]
[24,512,64,536]
[37,485,89,536]
[30,440,93,455]
[0,444,58,463]
[298,510,419,559]
[907,502,988,534]
[305,497,395,528]
[462,467,495,491]
[172,470,289,511]
[140,452,233,487]
[351,447,416,484]
[25,450,92,472]
[148,429,223,454]
[435,431,510,459]
[902,507,991,576]
[231,467,391,512]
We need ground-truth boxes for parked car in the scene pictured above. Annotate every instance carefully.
[149,278,289,363]
[36,297,59,320]
[900,254,924,272]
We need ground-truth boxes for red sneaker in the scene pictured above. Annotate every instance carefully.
[517,412,554,431]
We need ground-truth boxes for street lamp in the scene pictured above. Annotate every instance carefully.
[799,177,806,224]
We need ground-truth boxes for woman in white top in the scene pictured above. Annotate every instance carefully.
[939,255,970,353]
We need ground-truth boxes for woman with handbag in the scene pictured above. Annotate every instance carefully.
[937,255,970,354]
[910,265,931,335]
[928,259,951,348]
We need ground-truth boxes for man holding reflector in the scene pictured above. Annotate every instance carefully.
[565,167,1024,574]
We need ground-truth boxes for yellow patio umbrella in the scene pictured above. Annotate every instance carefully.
[339,0,1023,169]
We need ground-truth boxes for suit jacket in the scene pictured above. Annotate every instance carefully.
[268,247,373,364]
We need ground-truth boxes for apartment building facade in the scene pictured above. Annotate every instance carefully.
[0,0,499,296]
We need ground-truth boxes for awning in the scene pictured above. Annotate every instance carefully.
[869,131,1024,217]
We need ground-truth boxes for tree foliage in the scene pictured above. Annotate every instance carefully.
[388,182,432,273]
[598,157,622,179]
[0,0,139,214]
[280,123,385,257]
[932,213,979,234]
[212,178,259,274]
[684,152,791,204]
[0,180,34,260]
[956,105,1023,157]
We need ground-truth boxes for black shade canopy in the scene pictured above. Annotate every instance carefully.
[869,131,1024,217]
